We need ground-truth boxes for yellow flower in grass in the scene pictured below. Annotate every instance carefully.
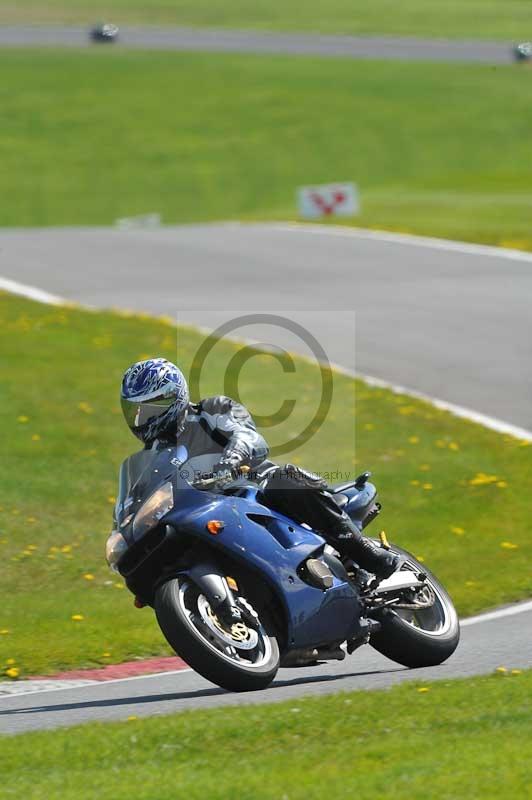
[417,687,430,693]
[495,666,507,674]
[5,667,19,679]
[26,517,37,524]
[17,415,29,424]
[469,473,499,487]
[422,483,433,491]
[500,541,518,550]
[448,442,460,451]
[31,434,41,442]
[78,402,94,415]
[71,614,84,621]
[107,496,116,504]
[61,545,72,553]
[497,481,508,489]
[83,573,95,581]
[410,480,420,486]
[0,629,9,635]
[511,669,522,675]
[6,658,16,665]
[114,582,125,590]
[408,436,419,444]
[451,526,465,536]
[416,555,425,563]
[102,652,112,658]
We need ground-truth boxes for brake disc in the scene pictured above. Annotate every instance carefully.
[197,595,259,650]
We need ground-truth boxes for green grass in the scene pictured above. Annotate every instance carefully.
[2,1,532,41]
[0,293,531,678]
[2,49,532,248]
[1,671,531,798]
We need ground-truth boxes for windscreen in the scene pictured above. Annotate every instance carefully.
[115,446,183,527]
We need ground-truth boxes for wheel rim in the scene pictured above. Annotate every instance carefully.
[177,581,273,669]
[390,561,454,637]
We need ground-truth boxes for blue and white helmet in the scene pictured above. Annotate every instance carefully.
[121,358,190,444]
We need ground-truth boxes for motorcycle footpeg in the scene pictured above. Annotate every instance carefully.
[347,617,381,653]
[281,648,319,667]
[315,646,346,662]
[347,635,369,655]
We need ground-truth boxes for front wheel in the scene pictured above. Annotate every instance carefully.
[155,577,280,692]
[368,544,460,668]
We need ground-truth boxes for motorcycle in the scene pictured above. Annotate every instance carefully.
[106,446,460,692]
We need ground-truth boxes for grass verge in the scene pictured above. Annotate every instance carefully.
[2,50,532,248]
[0,293,530,678]
[2,1,532,41]
[1,671,531,799]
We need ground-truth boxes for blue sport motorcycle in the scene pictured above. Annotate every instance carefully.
[106,447,459,692]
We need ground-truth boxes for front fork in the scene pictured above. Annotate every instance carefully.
[187,561,243,623]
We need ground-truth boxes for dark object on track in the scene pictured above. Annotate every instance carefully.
[513,42,532,62]
[90,23,119,43]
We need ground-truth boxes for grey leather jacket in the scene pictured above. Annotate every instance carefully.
[155,395,269,479]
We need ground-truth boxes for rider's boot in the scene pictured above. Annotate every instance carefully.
[336,517,399,579]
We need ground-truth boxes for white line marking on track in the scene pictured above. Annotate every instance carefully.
[265,221,532,263]
[332,362,532,442]
[0,668,194,700]
[460,599,532,627]
[0,275,64,305]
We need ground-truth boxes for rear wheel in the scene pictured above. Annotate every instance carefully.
[368,544,460,668]
[155,577,280,692]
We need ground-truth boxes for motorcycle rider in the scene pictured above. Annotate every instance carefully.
[118,358,399,579]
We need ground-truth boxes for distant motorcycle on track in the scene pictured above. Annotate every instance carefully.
[106,447,460,691]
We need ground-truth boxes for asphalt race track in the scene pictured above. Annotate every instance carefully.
[1,222,531,732]
[1,223,531,430]
[0,25,518,63]
[0,604,531,734]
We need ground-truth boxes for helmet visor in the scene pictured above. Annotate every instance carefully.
[121,395,174,431]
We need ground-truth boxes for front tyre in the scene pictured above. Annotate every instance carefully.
[155,577,280,692]
[369,544,460,668]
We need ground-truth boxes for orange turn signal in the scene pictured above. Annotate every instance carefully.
[206,519,225,535]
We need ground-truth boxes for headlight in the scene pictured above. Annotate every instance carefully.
[132,481,174,540]
[105,531,128,572]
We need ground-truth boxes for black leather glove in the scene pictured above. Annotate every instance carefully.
[212,453,244,486]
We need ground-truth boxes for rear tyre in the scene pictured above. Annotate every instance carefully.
[369,544,460,668]
[155,577,280,692]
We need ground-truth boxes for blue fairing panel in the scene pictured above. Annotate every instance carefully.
[167,488,363,648]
